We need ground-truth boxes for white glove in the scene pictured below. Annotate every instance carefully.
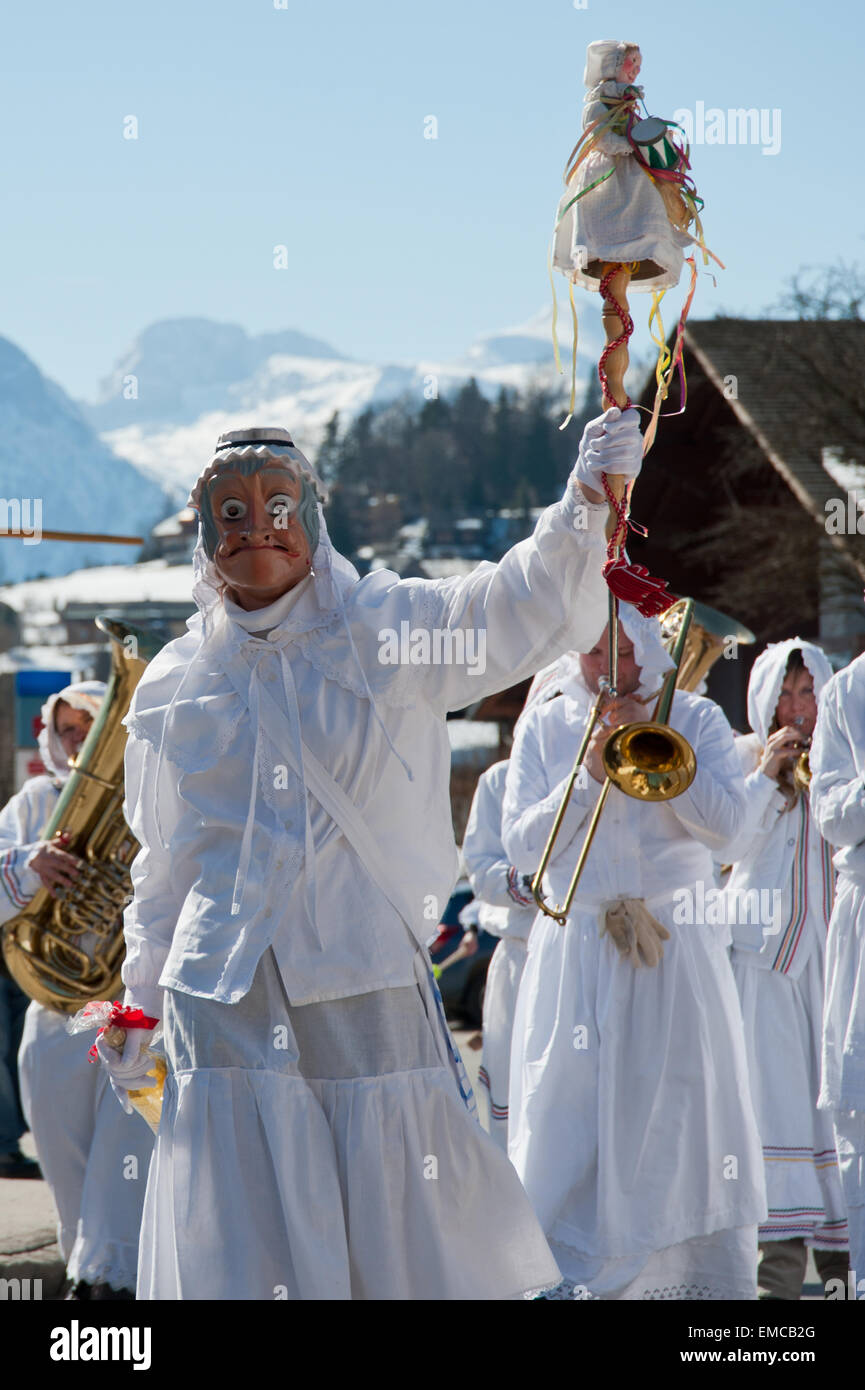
[572,407,643,496]
[95,1025,158,1115]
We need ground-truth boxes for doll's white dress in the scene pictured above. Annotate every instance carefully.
[553,81,690,293]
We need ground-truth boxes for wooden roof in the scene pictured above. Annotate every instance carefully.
[680,319,865,581]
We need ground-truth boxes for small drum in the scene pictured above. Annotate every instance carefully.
[629,115,681,172]
[629,116,668,146]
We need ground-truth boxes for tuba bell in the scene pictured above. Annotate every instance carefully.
[2,617,163,1013]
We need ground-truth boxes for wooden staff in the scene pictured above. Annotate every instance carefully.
[0,530,144,544]
[597,259,639,549]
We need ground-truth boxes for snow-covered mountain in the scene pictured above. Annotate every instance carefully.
[0,337,169,585]
[82,308,613,506]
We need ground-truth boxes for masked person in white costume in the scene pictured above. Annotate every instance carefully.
[809,639,865,1292]
[503,605,766,1300]
[720,641,848,1298]
[0,682,154,1298]
[96,411,641,1301]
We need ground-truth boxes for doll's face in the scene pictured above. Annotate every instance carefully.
[616,48,642,84]
[210,465,312,610]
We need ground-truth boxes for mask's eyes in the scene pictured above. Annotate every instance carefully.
[219,497,247,521]
[266,493,297,520]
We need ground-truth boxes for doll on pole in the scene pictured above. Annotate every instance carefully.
[551,39,718,616]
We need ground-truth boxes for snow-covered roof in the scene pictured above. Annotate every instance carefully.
[0,560,195,614]
[447,719,500,766]
[822,446,865,500]
[0,643,104,675]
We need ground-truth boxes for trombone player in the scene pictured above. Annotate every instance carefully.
[502,602,766,1300]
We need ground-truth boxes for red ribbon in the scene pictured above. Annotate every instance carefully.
[88,1003,158,1061]
[603,556,676,617]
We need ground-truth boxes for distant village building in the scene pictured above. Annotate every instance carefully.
[628,318,865,727]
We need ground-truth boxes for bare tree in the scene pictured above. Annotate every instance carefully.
[765,260,865,321]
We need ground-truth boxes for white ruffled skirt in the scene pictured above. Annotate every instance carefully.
[479,936,528,1151]
[138,949,560,1300]
[508,902,766,1299]
[733,949,848,1249]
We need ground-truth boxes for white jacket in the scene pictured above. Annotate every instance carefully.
[462,761,536,941]
[0,681,107,925]
[721,639,835,978]
[120,482,610,1016]
[0,777,61,924]
[502,685,746,913]
[811,652,865,888]
[810,651,865,1109]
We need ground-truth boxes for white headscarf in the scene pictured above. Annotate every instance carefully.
[128,428,411,933]
[617,602,676,699]
[516,602,675,720]
[38,681,107,781]
[583,39,640,93]
[746,638,833,747]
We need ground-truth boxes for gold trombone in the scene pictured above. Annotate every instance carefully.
[530,598,755,924]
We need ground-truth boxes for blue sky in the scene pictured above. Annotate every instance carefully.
[3,0,862,400]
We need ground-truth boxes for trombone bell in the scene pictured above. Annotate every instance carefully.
[602,722,697,802]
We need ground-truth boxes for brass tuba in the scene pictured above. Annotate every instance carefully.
[2,617,163,1014]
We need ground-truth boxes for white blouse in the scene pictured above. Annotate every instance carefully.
[120,485,611,1017]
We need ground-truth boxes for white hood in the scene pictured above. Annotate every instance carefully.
[38,681,107,781]
[517,602,675,722]
[127,433,412,934]
[746,638,834,746]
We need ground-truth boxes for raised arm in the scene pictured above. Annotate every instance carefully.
[407,409,642,716]
[714,733,787,864]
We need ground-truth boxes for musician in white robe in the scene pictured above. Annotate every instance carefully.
[721,640,848,1298]
[503,605,766,1300]
[809,642,865,1292]
[0,682,154,1297]
[461,661,578,1148]
[97,410,641,1300]
[462,761,536,1149]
